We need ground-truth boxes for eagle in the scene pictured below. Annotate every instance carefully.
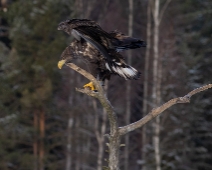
[57,19,146,90]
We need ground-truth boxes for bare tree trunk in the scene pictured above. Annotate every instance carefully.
[39,109,45,170]
[142,0,152,169]
[84,0,96,18]
[152,0,173,169]
[33,109,45,170]
[76,0,83,18]
[108,133,120,170]
[81,132,90,170]
[33,111,38,170]
[95,82,108,170]
[75,116,80,170]
[98,108,107,170]
[153,0,160,102]
[95,107,107,170]
[152,0,161,170]
[97,0,110,23]
[66,117,73,170]
[125,0,133,169]
[66,70,75,170]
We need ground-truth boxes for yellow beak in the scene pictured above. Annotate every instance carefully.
[57,60,66,69]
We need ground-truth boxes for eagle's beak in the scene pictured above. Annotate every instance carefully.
[58,60,66,69]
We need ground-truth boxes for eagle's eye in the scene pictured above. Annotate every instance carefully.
[58,23,65,30]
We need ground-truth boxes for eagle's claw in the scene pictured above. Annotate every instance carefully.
[83,82,96,91]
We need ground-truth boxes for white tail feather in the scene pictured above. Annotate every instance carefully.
[105,63,111,71]
[105,61,140,80]
[120,66,138,79]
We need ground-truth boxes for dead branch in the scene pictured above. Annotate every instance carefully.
[65,63,120,170]
[119,84,212,136]
[66,62,118,133]
[65,63,212,170]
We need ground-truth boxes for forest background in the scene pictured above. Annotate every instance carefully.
[0,0,212,170]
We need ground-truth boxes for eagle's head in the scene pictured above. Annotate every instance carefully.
[57,20,71,34]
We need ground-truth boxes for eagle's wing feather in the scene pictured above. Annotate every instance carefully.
[73,27,146,53]
[74,26,113,46]
[73,28,141,80]
[109,30,146,52]
[73,28,111,60]
[67,19,101,29]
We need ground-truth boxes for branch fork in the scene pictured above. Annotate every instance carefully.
[65,62,212,170]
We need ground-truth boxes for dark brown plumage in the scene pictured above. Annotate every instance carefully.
[57,19,146,89]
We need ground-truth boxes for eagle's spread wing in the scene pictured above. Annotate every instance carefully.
[74,26,113,47]
[58,40,140,80]
[58,19,146,53]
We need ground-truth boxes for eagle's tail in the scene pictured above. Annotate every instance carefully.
[115,39,146,52]
[110,30,146,52]
[105,60,141,80]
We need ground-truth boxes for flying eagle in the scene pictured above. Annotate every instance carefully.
[57,19,146,90]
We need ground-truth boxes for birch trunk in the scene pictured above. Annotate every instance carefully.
[142,0,152,169]
[125,0,133,169]
[153,0,161,170]
[66,70,75,170]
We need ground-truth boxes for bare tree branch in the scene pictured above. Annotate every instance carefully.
[65,63,212,170]
[119,84,212,136]
[65,63,120,170]
[66,63,102,92]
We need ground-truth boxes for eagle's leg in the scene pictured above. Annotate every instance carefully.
[83,82,96,91]
[100,81,104,86]
[96,74,104,87]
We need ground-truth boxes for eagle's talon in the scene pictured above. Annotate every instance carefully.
[83,82,96,91]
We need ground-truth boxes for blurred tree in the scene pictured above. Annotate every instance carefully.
[0,0,73,169]
[124,0,134,170]
[174,0,212,169]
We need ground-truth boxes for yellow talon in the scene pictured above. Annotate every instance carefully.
[83,82,96,91]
